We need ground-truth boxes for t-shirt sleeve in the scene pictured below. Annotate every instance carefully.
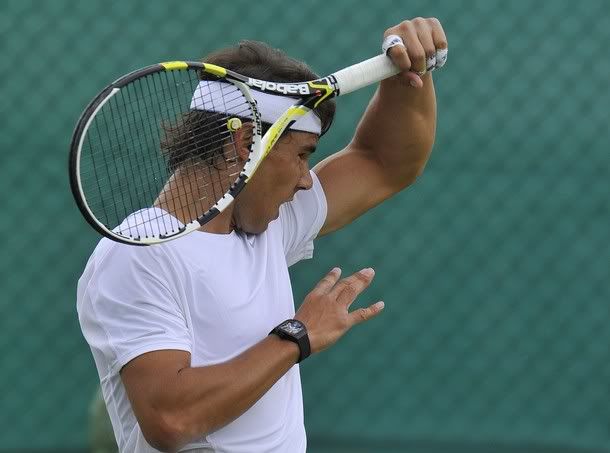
[278,170,328,267]
[78,243,192,378]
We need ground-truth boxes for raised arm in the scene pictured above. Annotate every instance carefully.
[315,18,448,236]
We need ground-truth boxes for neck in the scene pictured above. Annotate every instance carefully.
[202,209,235,234]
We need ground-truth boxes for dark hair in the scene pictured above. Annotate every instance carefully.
[161,40,336,172]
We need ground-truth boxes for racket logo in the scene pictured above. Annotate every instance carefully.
[246,78,311,95]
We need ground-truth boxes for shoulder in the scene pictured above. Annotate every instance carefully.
[79,234,183,304]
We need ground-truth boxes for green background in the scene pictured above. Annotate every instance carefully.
[0,0,608,451]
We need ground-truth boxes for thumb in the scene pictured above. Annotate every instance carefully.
[404,71,423,88]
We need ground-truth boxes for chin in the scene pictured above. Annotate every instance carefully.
[238,209,279,235]
[241,221,270,235]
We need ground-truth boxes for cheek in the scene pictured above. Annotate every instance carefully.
[286,157,303,181]
[277,163,301,197]
[242,170,276,212]
[265,155,298,187]
[251,150,302,204]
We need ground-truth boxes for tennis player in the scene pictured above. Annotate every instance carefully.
[78,17,447,452]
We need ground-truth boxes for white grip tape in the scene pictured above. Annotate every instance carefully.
[332,54,400,96]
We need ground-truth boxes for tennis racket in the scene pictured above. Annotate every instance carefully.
[69,53,413,245]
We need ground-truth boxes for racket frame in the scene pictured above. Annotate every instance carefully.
[70,54,400,245]
[69,62,263,245]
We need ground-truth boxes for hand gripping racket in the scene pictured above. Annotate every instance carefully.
[69,53,407,245]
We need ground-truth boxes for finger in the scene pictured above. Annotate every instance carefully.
[349,301,385,326]
[313,267,342,293]
[430,18,448,69]
[381,34,404,55]
[412,19,436,72]
[386,43,411,74]
[404,71,423,89]
[332,268,375,306]
[386,43,422,88]
[402,23,427,76]
[426,54,437,73]
[430,17,448,51]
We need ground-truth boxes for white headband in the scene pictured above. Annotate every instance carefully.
[190,80,322,135]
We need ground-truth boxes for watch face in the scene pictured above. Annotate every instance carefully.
[281,320,304,335]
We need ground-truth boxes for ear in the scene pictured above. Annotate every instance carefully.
[230,122,255,162]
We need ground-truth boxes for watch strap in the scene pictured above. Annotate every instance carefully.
[269,319,311,363]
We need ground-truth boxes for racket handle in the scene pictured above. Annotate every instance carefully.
[332,54,400,96]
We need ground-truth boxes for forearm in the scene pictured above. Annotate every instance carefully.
[351,73,436,186]
[147,335,299,451]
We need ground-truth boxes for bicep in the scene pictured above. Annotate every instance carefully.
[313,145,418,236]
[120,350,191,438]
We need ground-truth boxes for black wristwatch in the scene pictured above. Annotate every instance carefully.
[269,319,311,363]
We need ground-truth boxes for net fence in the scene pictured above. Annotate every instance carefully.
[0,0,608,451]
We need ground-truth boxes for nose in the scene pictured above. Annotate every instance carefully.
[297,163,313,191]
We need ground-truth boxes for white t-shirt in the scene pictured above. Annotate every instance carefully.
[77,171,327,453]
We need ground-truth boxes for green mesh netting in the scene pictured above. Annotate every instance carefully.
[0,0,608,451]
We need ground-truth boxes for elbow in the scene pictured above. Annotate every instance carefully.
[390,152,432,190]
[406,159,428,185]
[140,409,207,453]
[408,121,436,181]
[411,154,430,182]
[401,138,435,186]
[379,137,435,190]
[140,418,182,452]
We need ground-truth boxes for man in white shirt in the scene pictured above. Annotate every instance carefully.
[78,17,448,452]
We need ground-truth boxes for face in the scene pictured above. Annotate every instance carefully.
[232,131,318,234]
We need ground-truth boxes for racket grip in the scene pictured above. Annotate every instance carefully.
[333,54,400,96]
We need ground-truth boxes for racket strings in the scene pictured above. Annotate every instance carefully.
[82,116,242,195]
[80,113,250,194]
[83,111,250,208]
[116,165,243,235]
[83,84,252,162]
[160,76,254,217]
[79,70,254,238]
